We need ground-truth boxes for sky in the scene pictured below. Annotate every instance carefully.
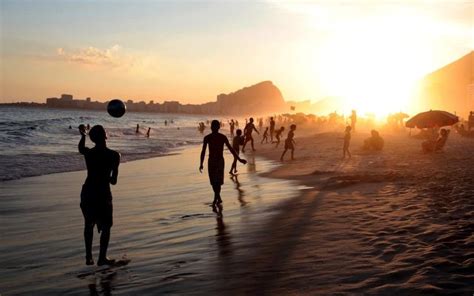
[1,0,473,109]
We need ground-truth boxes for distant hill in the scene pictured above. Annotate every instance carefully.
[215,81,286,115]
[418,51,474,117]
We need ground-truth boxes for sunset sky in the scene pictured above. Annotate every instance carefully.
[1,0,472,111]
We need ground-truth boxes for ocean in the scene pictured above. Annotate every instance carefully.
[0,106,216,181]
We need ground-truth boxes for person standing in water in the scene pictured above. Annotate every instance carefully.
[135,124,140,134]
[146,127,151,138]
[269,117,276,142]
[230,129,245,175]
[280,124,296,161]
[78,124,120,266]
[200,120,247,206]
[242,117,260,152]
[342,125,352,159]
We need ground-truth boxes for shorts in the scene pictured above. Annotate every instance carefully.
[284,140,294,150]
[208,157,225,185]
[80,184,113,231]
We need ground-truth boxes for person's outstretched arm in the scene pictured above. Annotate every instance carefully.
[225,138,247,164]
[199,138,208,172]
[78,125,88,154]
[110,152,121,185]
[253,125,260,134]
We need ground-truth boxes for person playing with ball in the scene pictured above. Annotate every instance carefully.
[199,120,247,207]
[78,124,120,266]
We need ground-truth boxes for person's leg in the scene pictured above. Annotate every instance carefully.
[212,184,222,204]
[291,148,294,160]
[251,137,256,151]
[98,227,115,265]
[242,138,248,152]
[84,222,94,265]
[230,158,237,174]
[280,149,287,160]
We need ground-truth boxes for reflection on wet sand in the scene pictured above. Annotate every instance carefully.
[213,204,233,259]
[231,175,248,207]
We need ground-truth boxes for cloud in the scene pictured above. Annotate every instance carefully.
[56,44,134,68]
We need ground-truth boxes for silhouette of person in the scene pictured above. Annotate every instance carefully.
[350,110,357,132]
[280,124,296,161]
[269,117,275,142]
[78,124,120,266]
[229,119,235,137]
[242,117,260,152]
[230,129,244,174]
[261,127,269,144]
[273,126,285,147]
[146,127,151,138]
[342,125,352,159]
[136,124,140,134]
[200,120,246,205]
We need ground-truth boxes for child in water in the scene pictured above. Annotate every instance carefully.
[261,127,269,144]
[343,125,352,159]
[230,129,245,174]
[280,124,296,161]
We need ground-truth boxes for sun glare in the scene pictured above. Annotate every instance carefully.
[313,13,435,119]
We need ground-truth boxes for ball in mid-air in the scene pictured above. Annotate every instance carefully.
[107,99,126,118]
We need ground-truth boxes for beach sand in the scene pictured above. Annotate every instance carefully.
[224,130,473,295]
[1,131,473,295]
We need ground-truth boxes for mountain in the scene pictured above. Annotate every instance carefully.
[215,81,286,114]
[418,51,474,116]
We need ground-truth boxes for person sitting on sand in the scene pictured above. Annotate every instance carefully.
[273,126,285,147]
[363,130,384,151]
[261,127,269,144]
[242,117,260,152]
[230,129,245,175]
[422,129,450,153]
[200,120,247,206]
[78,124,120,266]
[280,124,296,161]
[342,126,352,159]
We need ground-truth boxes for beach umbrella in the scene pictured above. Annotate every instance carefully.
[405,110,458,129]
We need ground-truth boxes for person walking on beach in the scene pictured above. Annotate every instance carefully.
[261,127,269,144]
[273,126,285,147]
[242,117,260,152]
[342,125,352,159]
[269,117,276,142]
[280,124,296,161]
[230,129,245,174]
[200,120,247,206]
[78,124,120,266]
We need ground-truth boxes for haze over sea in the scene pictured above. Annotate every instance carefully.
[0,106,209,181]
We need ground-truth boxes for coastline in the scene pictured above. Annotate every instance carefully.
[0,145,301,295]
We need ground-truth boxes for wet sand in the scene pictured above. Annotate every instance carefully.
[0,146,301,295]
[1,132,473,295]
[227,130,473,295]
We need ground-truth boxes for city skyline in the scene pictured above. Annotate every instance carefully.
[1,0,473,114]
